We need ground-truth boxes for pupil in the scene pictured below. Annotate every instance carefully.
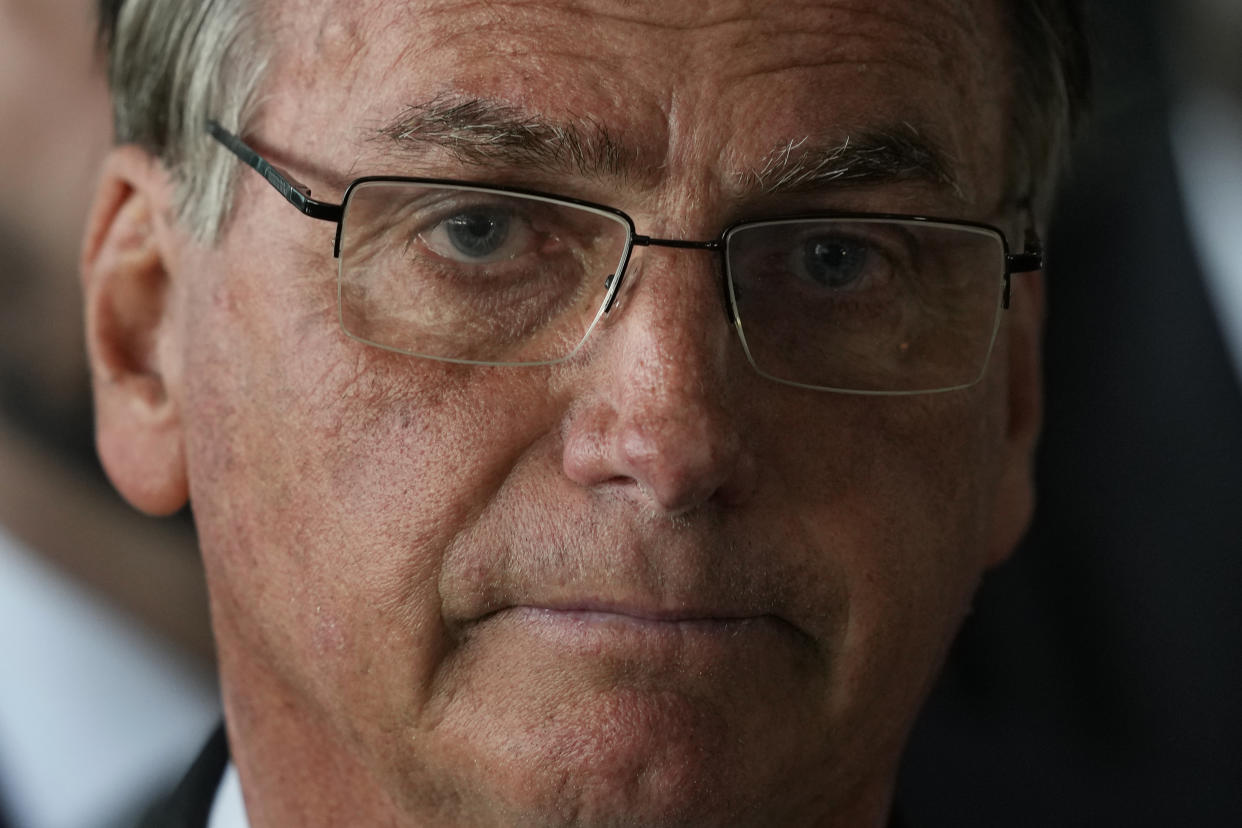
[805,238,867,288]
[446,211,510,257]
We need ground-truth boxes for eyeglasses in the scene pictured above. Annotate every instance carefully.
[208,121,1042,395]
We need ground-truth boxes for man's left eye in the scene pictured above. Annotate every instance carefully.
[798,236,874,290]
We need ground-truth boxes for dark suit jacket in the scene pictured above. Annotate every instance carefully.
[139,727,228,828]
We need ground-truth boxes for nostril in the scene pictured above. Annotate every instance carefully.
[615,415,744,514]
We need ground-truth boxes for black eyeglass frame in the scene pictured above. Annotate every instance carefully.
[207,120,1044,391]
[208,120,1041,284]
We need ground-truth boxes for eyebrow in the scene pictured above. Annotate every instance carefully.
[743,127,960,198]
[374,94,628,178]
[373,95,959,197]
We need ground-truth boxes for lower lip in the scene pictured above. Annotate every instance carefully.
[483,606,802,657]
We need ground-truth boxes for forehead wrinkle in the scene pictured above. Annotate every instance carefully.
[709,7,993,94]
[698,0,989,61]
[410,0,776,36]
[817,0,982,45]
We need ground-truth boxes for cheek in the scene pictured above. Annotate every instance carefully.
[770,385,1005,752]
[177,248,564,729]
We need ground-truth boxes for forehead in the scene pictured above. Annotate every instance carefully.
[264,0,1012,209]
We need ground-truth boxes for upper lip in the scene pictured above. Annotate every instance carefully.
[440,524,821,647]
[510,602,768,623]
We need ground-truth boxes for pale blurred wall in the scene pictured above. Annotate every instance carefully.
[0,0,213,662]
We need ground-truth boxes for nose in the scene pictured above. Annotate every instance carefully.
[560,249,757,514]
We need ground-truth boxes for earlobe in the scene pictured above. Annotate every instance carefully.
[986,270,1045,566]
[81,146,188,516]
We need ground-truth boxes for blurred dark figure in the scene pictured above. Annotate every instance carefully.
[900,1,1242,824]
[0,1,218,826]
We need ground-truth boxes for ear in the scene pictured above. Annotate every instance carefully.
[81,145,188,516]
[985,269,1045,566]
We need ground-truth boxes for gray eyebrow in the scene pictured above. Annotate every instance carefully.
[374,95,959,198]
[743,127,961,197]
[373,94,628,178]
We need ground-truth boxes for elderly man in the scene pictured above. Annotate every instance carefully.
[83,0,1087,825]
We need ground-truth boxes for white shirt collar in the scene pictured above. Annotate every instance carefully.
[0,524,219,828]
[208,762,251,828]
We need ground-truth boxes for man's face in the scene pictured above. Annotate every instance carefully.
[135,0,1038,823]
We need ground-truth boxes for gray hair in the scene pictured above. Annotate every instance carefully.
[100,0,267,241]
[98,0,1089,242]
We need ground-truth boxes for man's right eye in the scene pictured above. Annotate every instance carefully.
[418,206,538,264]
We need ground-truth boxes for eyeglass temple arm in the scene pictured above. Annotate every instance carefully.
[1006,194,1044,275]
[1006,249,1043,274]
[999,198,1044,306]
[207,121,343,224]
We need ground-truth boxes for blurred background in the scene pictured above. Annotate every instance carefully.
[0,2,218,827]
[901,1,1242,825]
[0,0,1237,827]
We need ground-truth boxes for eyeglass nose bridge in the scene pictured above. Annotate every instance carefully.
[601,234,732,321]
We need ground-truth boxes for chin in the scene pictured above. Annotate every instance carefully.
[418,685,812,828]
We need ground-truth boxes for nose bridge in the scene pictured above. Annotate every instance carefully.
[609,236,733,326]
[588,244,752,513]
[613,242,730,368]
